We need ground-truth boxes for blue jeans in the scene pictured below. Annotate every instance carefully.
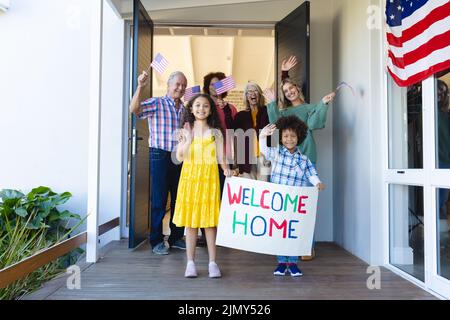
[276,172,317,263]
[277,256,298,264]
[148,148,184,247]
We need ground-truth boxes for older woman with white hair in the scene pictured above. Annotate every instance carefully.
[232,81,271,181]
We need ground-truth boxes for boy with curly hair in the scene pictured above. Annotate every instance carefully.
[259,115,326,277]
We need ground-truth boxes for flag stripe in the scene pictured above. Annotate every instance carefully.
[389,30,450,68]
[388,59,450,87]
[388,16,450,57]
[150,53,169,75]
[387,1,450,45]
[183,86,201,102]
[215,76,236,95]
[388,45,450,80]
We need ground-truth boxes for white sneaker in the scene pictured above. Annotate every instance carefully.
[208,261,222,278]
[184,261,197,278]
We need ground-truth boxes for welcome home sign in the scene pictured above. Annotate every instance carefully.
[216,177,318,256]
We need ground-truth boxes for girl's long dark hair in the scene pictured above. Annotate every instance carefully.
[181,93,221,130]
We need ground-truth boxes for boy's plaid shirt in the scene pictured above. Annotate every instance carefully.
[263,145,320,187]
[138,95,185,152]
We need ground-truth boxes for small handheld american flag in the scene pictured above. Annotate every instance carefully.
[335,81,356,96]
[213,76,236,95]
[183,85,201,102]
[150,53,169,75]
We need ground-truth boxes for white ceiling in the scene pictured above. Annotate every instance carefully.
[109,0,306,24]
[109,0,305,97]
[152,32,275,97]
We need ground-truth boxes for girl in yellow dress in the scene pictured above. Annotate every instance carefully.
[174,93,234,278]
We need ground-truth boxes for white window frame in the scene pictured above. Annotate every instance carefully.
[381,9,450,297]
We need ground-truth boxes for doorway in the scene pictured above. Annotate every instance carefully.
[124,0,319,250]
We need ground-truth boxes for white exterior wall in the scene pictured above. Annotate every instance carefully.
[332,0,384,264]
[98,1,125,246]
[0,0,91,224]
[0,0,125,248]
[310,0,334,241]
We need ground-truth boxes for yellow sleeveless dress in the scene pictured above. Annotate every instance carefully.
[173,134,221,228]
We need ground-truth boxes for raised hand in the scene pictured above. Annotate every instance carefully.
[263,88,275,104]
[317,183,326,191]
[216,98,226,109]
[138,70,149,88]
[322,92,336,104]
[223,168,233,177]
[260,123,277,138]
[281,55,298,72]
[177,127,192,145]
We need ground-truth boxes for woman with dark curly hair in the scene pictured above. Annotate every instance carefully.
[259,116,326,277]
[203,72,238,133]
[203,72,238,177]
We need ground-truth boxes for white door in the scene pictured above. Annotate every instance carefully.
[426,71,450,298]
[385,69,450,299]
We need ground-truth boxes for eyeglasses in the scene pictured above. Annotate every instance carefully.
[246,90,258,95]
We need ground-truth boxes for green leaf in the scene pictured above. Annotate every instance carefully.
[1,204,13,216]
[38,199,53,215]
[25,222,39,230]
[0,189,25,201]
[59,210,81,220]
[47,211,61,223]
[14,207,28,218]
[2,198,21,209]
[54,192,72,205]
[30,186,51,195]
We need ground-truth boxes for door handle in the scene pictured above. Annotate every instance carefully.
[131,127,145,155]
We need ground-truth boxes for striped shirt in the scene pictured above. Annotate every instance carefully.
[260,137,320,187]
[138,95,185,152]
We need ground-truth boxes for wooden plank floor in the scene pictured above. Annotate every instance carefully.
[29,240,437,300]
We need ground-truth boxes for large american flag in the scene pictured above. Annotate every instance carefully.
[213,76,236,95]
[150,53,169,75]
[183,85,201,102]
[386,0,450,87]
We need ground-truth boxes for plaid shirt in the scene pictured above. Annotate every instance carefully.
[260,139,320,187]
[138,95,185,152]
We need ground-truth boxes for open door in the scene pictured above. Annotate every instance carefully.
[129,0,153,248]
[275,0,310,103]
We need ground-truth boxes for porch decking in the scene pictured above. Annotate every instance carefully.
[25,240,437,300]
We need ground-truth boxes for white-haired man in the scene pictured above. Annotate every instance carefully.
[129,70,187,255]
